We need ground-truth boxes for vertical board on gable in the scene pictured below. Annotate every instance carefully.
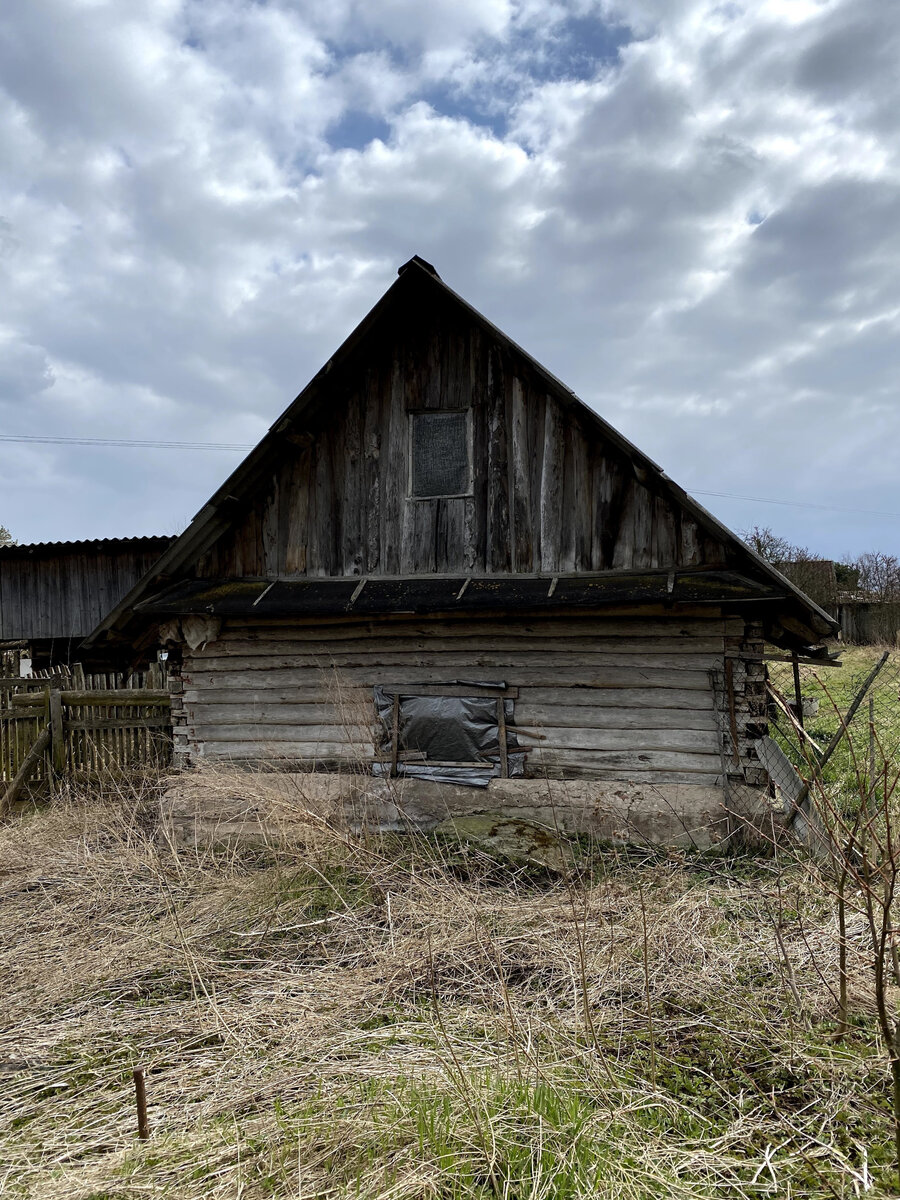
[191,291,730,583]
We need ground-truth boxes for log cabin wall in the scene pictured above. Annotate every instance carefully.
[193,293,728,582]
[170,611,762,787]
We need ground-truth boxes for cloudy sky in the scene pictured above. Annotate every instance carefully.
[1,0,899,560]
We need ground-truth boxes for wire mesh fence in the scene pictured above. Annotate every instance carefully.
[721,645,900,851]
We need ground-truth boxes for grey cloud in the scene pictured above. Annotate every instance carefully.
[0,339,54,405]
[1,0,899,560]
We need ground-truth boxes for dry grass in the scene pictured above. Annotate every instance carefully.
[0,771,896,1198]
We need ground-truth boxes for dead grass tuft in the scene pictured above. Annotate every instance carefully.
[0,771,895,1197]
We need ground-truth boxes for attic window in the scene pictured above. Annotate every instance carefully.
[409,410,470,498]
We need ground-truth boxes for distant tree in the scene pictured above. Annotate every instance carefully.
[0,525,13,547]
[741,525,838,606]
[834,561,860,589]
[741,524,813,564]
[855,552,900,602]
[853,552,900,642]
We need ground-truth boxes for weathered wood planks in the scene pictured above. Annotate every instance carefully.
[0,538,172,642]
[194,296,722,583]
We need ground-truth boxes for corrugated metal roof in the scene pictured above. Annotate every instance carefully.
[0,535,175,557]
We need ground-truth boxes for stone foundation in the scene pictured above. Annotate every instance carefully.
[159,769,744,851]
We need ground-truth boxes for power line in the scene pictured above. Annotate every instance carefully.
[690,489,900,520]
[1,432,897,520]
[0,434,254,451]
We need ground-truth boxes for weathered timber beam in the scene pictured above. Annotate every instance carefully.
[65,717,172,731]
[763,654,843,668]
[10,689,171,707]
[49,690,65,775]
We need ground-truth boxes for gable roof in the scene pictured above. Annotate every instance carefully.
[83,256,837,652]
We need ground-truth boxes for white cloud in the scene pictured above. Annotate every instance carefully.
[0,0,898,555]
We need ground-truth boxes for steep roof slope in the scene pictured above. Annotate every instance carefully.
[83,257,836,654]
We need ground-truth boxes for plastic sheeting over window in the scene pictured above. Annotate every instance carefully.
[372,686,524,787]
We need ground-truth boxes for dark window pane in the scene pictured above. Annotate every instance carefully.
[411,411,469,497]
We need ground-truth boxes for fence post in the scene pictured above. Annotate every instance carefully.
[49,690,66,778]
[791,652,804,729]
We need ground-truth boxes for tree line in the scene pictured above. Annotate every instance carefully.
[743,525,900,603]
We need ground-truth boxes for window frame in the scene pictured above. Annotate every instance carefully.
[374,683,520,779]
[407,408,473,501]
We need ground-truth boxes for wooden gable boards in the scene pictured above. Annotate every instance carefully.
[83,257,837,654]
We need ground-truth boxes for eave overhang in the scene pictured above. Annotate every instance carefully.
[139,567,793,622]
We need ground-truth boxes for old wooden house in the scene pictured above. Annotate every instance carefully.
[0,536,173,670]
[83,257,836,843]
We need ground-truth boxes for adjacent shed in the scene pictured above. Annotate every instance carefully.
[0,536,173,668]
[84,257,836,843]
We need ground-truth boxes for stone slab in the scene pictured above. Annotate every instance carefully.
[159,768,742,850]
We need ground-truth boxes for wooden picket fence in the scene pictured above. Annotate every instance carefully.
[0,664,172,809]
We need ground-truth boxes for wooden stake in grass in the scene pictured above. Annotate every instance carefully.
[133,1068,150,1140]
[638,884,657,1090]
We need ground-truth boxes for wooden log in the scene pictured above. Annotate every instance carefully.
[375,684,519,699]
[216,615,739,642]
[514,701,718,728]
[181,715,720,753]
[65,717,173,732]
[186,655,721,682]
[189,745,722,786]
[193,657,725,682]
[210,629,730,652]
[185,698,722,733]
[525,745,721,769]
[0,725,50,817]
[184,674,712,709]
[763,654,842,668]
[10,690,171,707]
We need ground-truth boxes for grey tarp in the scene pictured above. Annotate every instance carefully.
[373,686,524,787]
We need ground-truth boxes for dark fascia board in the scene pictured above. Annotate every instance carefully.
[83,257,837,647]
[137,568,785,619]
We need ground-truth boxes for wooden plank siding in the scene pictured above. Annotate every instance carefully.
[193,298,725,583]
[0,539,172,642]
[172,613,745,784]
